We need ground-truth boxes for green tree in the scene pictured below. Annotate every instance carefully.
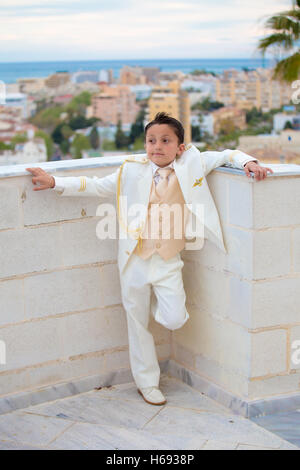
[191,125,201,141]
[132,136,145,151]
[256,0,300,82]
[284,120,294,128]
[10,132,28,147]
[34,130,54,161]
[51,123,66,145]
[59,124,73,155]
[0,142,13,151]
[115,120,129,149]
[30,105,64,132]
[218,118,236,136]
[90,126,100,150]
[71,134,91,159]
[65,91,92,117]
[60,139,70,155]
[129,109,146,144]
[191,97,224,112]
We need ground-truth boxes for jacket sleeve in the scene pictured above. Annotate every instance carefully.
[50,169,119,198]
[200,148,259,177]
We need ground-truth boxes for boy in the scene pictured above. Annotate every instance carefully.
[26,112,273,406]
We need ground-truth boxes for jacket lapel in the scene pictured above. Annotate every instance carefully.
[137,160,153,208]
[173,157,190,203]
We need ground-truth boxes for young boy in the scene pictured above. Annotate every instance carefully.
[26,112,273,406]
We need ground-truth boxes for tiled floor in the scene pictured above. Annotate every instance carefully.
[0,375,298,450]
[251,410,300,448]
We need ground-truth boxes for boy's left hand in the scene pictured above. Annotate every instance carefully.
[244,161,274,181]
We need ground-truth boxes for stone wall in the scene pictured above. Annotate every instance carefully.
[174,168,300,402]
[0,159,170,397]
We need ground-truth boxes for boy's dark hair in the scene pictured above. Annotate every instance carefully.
[144,112,184,144]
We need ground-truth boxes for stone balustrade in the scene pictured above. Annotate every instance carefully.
[0,156,300,417]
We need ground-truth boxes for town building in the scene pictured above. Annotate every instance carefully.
[216,68,292,112]
[89,84,139,125]
[148,81,191,143]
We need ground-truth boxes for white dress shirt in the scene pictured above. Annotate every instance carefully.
[150,160,175,185]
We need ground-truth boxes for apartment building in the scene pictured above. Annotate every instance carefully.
[211,106,247,134]
[148,81,191,143]
[89,84,139,125]
[216,68,292,112]
[45,72,71,88]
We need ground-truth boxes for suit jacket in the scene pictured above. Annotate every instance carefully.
[52,144,258,273]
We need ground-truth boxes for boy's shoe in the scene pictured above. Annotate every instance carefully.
[138,386,167,405]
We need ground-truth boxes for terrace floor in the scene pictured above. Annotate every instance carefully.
[0,374,299,450]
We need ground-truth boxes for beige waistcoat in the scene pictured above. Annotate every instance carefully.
[134,171,188,260]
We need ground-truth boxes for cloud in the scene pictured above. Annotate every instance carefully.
[0,0,293,61]
[0,0,130,16]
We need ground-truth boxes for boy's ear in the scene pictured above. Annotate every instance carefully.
[177,143,186,157]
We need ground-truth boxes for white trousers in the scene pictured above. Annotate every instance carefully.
[120,252,189,389]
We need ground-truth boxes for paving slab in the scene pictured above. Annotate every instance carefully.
[251,409,300,448]
[0,375,298,450]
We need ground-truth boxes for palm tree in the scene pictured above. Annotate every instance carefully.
[256,0,300,82]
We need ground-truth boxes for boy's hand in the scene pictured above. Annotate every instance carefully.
[26,167,55,191]
[244,161,273,181]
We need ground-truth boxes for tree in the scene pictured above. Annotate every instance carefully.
[284,120,294,128]
[90,126,100,150]
[129,109,145,144]
[10,132,28,147]
[218,118,236,136]
[0,142,13,151]
[191,97,224,112]
[69,115,95,130]
[191,126,201,141]
[115,120,129,149]
[71,134,91,159]
[30,105,64,133]
[256,0,300,82]
[65,91,92,117]
[35,130,54,161]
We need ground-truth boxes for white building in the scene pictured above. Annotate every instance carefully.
[71,71,100,84]
[273,113,298,132]
[0,138,47,166]
[2,93,28,118]
[191,113,214,136]
[129,84,152,100]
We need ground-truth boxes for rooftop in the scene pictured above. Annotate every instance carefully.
[1,154,300,450]
[0,375,298,450]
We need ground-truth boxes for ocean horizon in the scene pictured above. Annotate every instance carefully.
[0,57,273,84]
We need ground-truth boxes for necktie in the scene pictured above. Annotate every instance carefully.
[155,167,174,197]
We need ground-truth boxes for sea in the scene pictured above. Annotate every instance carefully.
[0,57,273,84]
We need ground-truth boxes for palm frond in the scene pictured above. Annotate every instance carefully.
[257,33,294,53]
[265,14,300,38]
[271,51,300,82]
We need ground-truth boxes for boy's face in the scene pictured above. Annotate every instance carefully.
[145,124,186,167]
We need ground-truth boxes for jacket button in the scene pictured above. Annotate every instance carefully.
[156,243,161,249]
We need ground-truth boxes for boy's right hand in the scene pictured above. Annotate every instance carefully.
[26,167,55,191]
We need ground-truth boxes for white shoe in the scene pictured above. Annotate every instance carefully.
[138,386,167,405]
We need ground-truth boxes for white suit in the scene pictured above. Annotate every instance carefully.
[52,144,258,388]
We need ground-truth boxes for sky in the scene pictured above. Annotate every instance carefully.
[0,0,293,62]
